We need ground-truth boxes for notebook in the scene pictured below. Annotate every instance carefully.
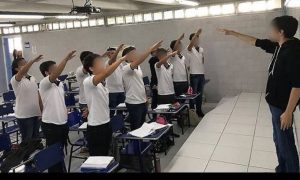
[128,122,169,138]
[79,122,87,130]
[81,156,114,170]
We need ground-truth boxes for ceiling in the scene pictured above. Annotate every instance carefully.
[0,0,249,24]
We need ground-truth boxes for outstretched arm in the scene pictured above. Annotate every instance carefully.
[156,51,178,68]
[130,40,163,69]
[49,51,76,83]
[15,55,43,82]
[188,28,202,51]
[173,34,184,52]
[218,29,257,46]
[108,44,124,65]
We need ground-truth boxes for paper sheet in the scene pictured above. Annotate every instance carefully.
[117,103,126,108]
[154,104,171,110]
[81,156,114,169]
[128,122,170,138]
[79,122,87,130]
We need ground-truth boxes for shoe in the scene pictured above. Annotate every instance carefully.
[197,111,205,118]
[172,133,180,138]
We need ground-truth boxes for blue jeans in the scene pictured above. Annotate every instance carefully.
[109,92,125,117]
[190,74,205,114]
[17,116,41,142]
[269,105,299,173]
[126,103,147,130]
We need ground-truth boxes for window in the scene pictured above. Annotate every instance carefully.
[74,21,81,28]
[14,27,20,33]
[8,37,22,54]
[53,23,59,30]
[222,4,235,14]
[209,5,222,15]
[8,27,14,34]
[164,11,173,19]
[252,0,267,12]
[59,22,66,29]
[125,15,133,23]
[81,20,89,27]
[47,23,53,30]
[238,1,252,12]
[185,8,197,18]
[153,12,163,21]
[97,19,105,26]
[197,7,209,17]
[174,9,184,19]
[116,16,124,24]
[267,0,281,9]
[107,17,116,25]
[89,19,96,26]
[27,25,33,32]
[66,21,74,29]
[22,26,27,33]
[3,28,9,34]
[134,14,143,23]
[33,25,39,31]
[144,13,152,22]
[286,0,300,7]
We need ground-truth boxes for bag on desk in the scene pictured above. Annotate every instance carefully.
[189,109,201,126]
[156,115,167,125]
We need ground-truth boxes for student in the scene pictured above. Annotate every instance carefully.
[39,51,76,172]
[122,41,163,130]
[83,52,127,156]
[219,15,300,172]
[155,48,178,104]
[13,49,23,60]
[10,55,43,142]
[148,51,159,110]
[104,45,126,117]
[170,34,188,97]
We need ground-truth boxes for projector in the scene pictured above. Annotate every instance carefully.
[70,0,101,15]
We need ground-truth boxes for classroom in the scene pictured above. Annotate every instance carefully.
[0,0,300,174]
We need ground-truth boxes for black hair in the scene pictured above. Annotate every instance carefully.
[11,58,25,76]
[189,33,196,41]
[83,53,101,75]
[122,46,136,57]
[13,49,18,61]
[170,40,177,50]
[271,16,298,38]
[39,61,56,77]
[80,51,93,62]
[156,48,168,57]
[107,47,116,52]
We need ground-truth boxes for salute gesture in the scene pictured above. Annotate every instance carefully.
[64,50,77,61]
[15,54,44,81]
[150,40,163,52]
[33,55,44,63]
[217,28,257,46]
[188,28,202,51]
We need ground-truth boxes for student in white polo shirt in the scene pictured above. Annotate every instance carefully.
[122,41,163,130]
[184,28,205,118]
[155,48,178,104]
[10,55,43,142]
[39,51,76,173]
[170,33,189,97]
[83,52,127,156]
[104,45,125,117]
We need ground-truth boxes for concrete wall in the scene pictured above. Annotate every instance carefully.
[18,10,284,102]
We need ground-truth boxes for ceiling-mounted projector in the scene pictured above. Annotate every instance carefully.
[70,0,101,15]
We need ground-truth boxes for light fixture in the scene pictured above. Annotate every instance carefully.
[56,15,87,19]
[155,0,175,3]
[285,0,300,7]
[176,0,199,6]
[0,15,44,19]
[0,23,14,27]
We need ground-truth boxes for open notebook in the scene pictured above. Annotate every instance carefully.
[128,122,170,138]
[81,156,114,170]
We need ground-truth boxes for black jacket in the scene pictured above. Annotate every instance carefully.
[255,38,300,110]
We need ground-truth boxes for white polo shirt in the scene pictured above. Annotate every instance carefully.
[105,61,124,93]
[184,47,205,75]
[83,76,110,126]
[75,66,89,104]
[155,63,175,96]
[39,76,67,125]
[170,55,188,82]
[10,75,41,119]
[122,63,147,104]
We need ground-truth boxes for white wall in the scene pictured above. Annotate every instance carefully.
[20,10,284,102]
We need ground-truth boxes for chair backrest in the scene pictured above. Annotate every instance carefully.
[0,134,11,152]
[65,94,76,107]
[143,76,150,85]
[67,109,81,128]
[33,143,66,172]
[58,74,68,82]
[3,91,16,102]
[0,103,14,116]
[110,114,124,133]
[8,84,13,91]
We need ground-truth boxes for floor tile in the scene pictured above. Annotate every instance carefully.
[256,116,272,127]
[164,156,208,172]
[224,122,255,136]
[255,125,273,138]
[211,145,251,165]
[187,131,222,145]
[249,150,278,169]
[177,142,215,160]
[253,137,276,152]
[247,166,274,172]
[205,113,230,124]
[231,107,259,117]
[228,115,257,125]
[235,101,260,109]
[196,121,226,133]
[218,133,253,149]
[205,161,248,172]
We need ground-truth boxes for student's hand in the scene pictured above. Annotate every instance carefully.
[168,51,178,57]
[218,28,234,35]
[117,44,125,51]
[280,111,293,131]
[150,40,163,51]
[65,50,76,61]
[178,33,184,41]
[196,28,202,35]
[101,51,109,57]
[32,55,43,63]
[119,54,128,62]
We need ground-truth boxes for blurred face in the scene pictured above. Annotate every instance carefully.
[107,50,116,59]
[17,51,23,58]
[177,42,183,52]
[157,53,168,61]
[194,37,200,47]
[126,49,138,63]
[15,59,26,73]
[89,57,105,75]
[45,64,57,76]
[269,25,283,42]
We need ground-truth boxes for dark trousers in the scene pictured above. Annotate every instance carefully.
[157,94,176,105]
[269,105,299,173]
[109,92,125,117]
[151,88,158,110]
[173,81,188,97]
[17,116,41,142]
[126,103,147,130]
[87,122,112,156]
[190,74,205,114]
[41,122,69,173]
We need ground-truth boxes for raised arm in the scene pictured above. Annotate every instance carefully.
[92,56,127,86]
[173,34,184,52]
[15,55,43,82]
[130,41,163,69]
[218,29,257,46]
[108,44,124,65]
[156,51,178,68]
[49,51,76,83]
[188,29,202,51]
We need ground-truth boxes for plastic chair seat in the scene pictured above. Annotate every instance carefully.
[0,125,19,134]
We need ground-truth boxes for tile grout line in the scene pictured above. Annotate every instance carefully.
[203,95,240,172]
[246,92,263,172]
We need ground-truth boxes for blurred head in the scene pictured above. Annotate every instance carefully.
[106,47,116,59]
[151,50,157,57]
[269,16,298,42]
[189,33,199,46]
[122,46,137,63]
[80,51,93,64]
[83,53,105,75]
[39,61,57,77]
[12,58,26,76]
[156,48,168,61]
[170,40,183,52]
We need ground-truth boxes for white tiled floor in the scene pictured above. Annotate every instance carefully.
[164,92,300,172]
